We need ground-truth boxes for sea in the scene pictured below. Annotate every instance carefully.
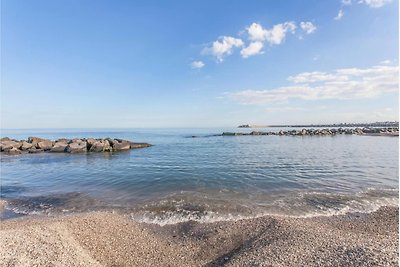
[0,128,398,225]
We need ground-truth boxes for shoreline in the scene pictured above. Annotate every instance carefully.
[1,206,398,266]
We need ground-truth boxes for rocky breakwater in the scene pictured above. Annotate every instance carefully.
[222,127,399,137]
[0,137,152,155]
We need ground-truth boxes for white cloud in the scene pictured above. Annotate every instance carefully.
[226,64,399,104]
[265,106,328,113]
[342,0,352,5]
[191,61,205,69]
[288,71,346,83]
[240,42,264,58]
[300,22,317,34]
[334,9,344,20]
[202,20,314,62]
[203,36,244,62]
[380,59,391,64]
[358,0,392,8]
[266,22,297,45]
[246,22,297,45]
[247,23,268,41]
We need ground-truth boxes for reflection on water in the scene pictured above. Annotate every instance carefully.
[0,128,398,223]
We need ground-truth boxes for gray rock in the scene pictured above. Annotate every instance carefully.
[89,141,106,152]
[0,140,21,151]
[7,147,21,154]
[66,142,87,153]
[28,137,49,146]
[20,141,33,151]
[28,147,44,153]
[56,138,70,143]
[129,142,152,149]
[37,140,53,150]
[71,138,83,144]
[50,142,68,153]
[86,138,97,145]
[112,140,130,151]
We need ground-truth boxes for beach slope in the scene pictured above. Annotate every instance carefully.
[0,206,398,266]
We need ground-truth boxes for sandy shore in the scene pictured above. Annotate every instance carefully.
[0,206,398,267]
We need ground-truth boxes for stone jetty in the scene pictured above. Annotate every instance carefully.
[222,127,399,137]
[0,137,152,155]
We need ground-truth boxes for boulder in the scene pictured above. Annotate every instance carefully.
[1,144,14,152]
[50,142,68,153]
[28,137,49,146]
[86,138,98,150]
[112,140,130,151]
[71,138,83,144]
[66,142,87,153]
[0,140,21,151]
[86,138,97,145]
[89,141,105,152]
[37,140,53,150]
[129,142,152,149]
[20,141,33,151]
[28,147,44,153]
[56,138,70,143]
[0,137,10,141]
[103,140,112,152]
[7,147,21,155]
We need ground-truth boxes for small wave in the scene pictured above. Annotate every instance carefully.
[129,189,399,225]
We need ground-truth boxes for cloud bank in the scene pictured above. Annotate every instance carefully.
[226,64,399,104]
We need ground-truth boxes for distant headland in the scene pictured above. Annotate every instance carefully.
[238,121,399,128]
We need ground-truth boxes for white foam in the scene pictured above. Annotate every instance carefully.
[130,196,399,226]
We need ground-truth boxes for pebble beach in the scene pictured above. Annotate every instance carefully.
[0,205,398,267]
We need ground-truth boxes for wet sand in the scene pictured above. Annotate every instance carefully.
[0,206,398,266]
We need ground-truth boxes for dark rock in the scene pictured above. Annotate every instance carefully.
[0,137,10,141]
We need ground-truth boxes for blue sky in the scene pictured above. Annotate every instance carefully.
[1,0,398,128]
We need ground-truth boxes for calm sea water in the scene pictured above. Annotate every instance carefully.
[0,128,398,224]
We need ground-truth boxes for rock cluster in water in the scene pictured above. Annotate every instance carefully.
[222,127,399,136]
[0,137,152,155]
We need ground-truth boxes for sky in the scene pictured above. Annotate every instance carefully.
[1,0,399,128]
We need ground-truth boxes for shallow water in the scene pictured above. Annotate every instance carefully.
[0,128,398,224]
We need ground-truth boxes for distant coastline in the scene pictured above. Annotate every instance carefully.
[238,121,400,128]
